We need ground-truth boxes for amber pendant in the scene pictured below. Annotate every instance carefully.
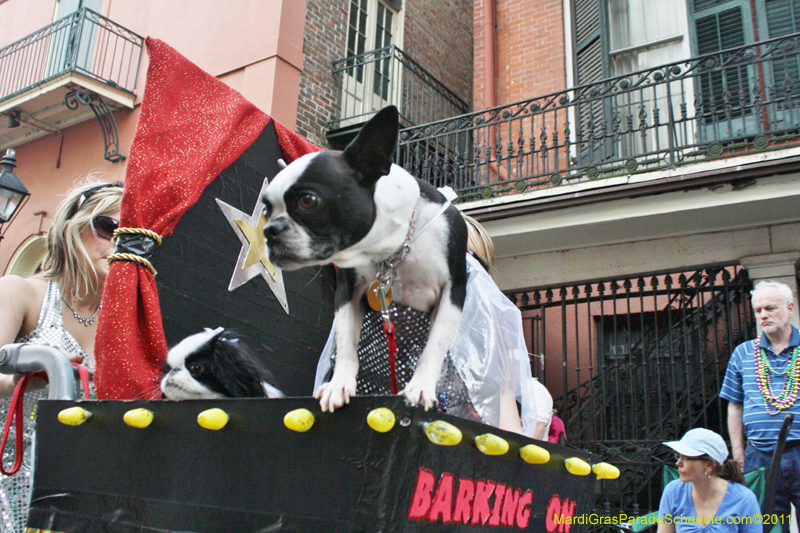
[367,281,392,311]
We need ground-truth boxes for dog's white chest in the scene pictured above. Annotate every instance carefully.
[365,222,450,314]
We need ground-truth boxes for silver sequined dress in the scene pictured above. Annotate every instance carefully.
[323,303,482,422]
[0,280,93,533]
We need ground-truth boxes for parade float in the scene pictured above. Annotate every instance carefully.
[0,38,618,532]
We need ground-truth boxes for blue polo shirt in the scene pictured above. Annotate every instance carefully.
[720,326,800,450]
[659,479,761,533]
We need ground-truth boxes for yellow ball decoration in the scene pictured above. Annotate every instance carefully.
[519,444,551,464]
[565,457,592,476]
[123,408,154,428]
[592,462,621,480]
[197,408,229,430]
[283,408,315,432]
[475,433,509,455]
[424,420,462,446]
[366,408,396,433]
[57,406,91,426]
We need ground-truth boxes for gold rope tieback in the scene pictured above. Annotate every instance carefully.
[107,227,162,276]
[112,227,163,246]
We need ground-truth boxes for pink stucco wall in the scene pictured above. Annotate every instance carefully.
[0,0,308,269]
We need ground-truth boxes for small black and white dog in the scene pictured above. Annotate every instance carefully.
[262,106,468,412]
[161,327,284,400]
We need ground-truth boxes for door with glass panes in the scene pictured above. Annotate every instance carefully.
[340,0,403,126]
[46,0,103,79]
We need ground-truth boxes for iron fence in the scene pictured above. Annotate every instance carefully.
[507,264,755,521]
[330,45,469,131]
[0,8,143,103]
[398,33,800,202]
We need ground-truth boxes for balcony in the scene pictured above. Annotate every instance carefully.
[327,45,469,149]
[0,8,143,159]
[398,33,800,204]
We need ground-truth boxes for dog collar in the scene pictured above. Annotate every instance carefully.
[382,199,451,269]
[368,199,452,315]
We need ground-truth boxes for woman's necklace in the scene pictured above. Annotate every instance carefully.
[61,298,101,327]
[753,336,800,415]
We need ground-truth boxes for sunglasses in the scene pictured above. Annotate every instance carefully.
[92,215,119,240]
[67,182,123,219]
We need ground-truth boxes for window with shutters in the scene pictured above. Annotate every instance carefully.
[572,0,692,162]
[571,0,776,151]
[758,0,800,125]
[691,0,755,135]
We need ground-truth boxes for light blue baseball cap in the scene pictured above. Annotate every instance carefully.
[663,428,728,465]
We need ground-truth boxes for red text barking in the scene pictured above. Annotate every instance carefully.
[407,467,534,529]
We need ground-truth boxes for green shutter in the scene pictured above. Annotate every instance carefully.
[695,6,749,123]
[765,0,799,37]
[573,0,613,163]
[764,0,800,109]
[696,7,745,53]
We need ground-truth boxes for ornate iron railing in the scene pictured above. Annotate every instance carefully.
[0,8,143,103]
[330,45,469,130]
[508,264,755,521]
[398,33,800,202]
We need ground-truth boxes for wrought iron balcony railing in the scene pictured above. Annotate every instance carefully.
[398,33,800,202]
[330,45,469,132]
[0,8,143,103]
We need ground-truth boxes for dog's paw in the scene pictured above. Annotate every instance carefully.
[399,377,439,411]
[314,379,357,412]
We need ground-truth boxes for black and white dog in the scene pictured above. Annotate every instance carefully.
[161,328,284,400]
[262,106,467,412]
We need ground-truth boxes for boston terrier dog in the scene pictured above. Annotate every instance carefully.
[262,105,467,412]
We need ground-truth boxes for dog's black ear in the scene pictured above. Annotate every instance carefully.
[210,336,270,398]
[342,105,398,186]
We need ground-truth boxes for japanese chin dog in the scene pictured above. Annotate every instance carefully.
[161,327,284,400]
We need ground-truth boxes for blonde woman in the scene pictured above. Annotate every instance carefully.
[0,179,122,532]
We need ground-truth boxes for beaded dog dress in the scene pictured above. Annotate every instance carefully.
[315,254,539,435]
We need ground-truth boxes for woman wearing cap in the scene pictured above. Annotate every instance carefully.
[0,179,122,532]
[657,428,761,533]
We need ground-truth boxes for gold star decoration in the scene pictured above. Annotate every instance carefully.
[216,178,288,313]
[235,213,276,277]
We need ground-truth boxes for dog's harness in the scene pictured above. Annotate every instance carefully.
[368,199,452,394]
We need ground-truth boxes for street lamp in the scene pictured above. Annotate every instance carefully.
[0,149,30,241]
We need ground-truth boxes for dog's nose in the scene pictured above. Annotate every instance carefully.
[264,217,289,240]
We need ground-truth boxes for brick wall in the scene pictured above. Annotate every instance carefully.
[403,0,473,110]
[296,0,348,147]
[473,0,566,110]
[296,0,473,148]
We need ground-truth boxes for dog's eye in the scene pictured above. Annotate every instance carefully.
[297,193,319,211]
[187,362,205,375]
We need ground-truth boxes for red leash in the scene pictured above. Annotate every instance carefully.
[382,321,399,394]
[0,364,90,476]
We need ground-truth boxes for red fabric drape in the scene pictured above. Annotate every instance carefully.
[95,37,319,399]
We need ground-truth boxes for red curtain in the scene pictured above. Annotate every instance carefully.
[94,38,319,399]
